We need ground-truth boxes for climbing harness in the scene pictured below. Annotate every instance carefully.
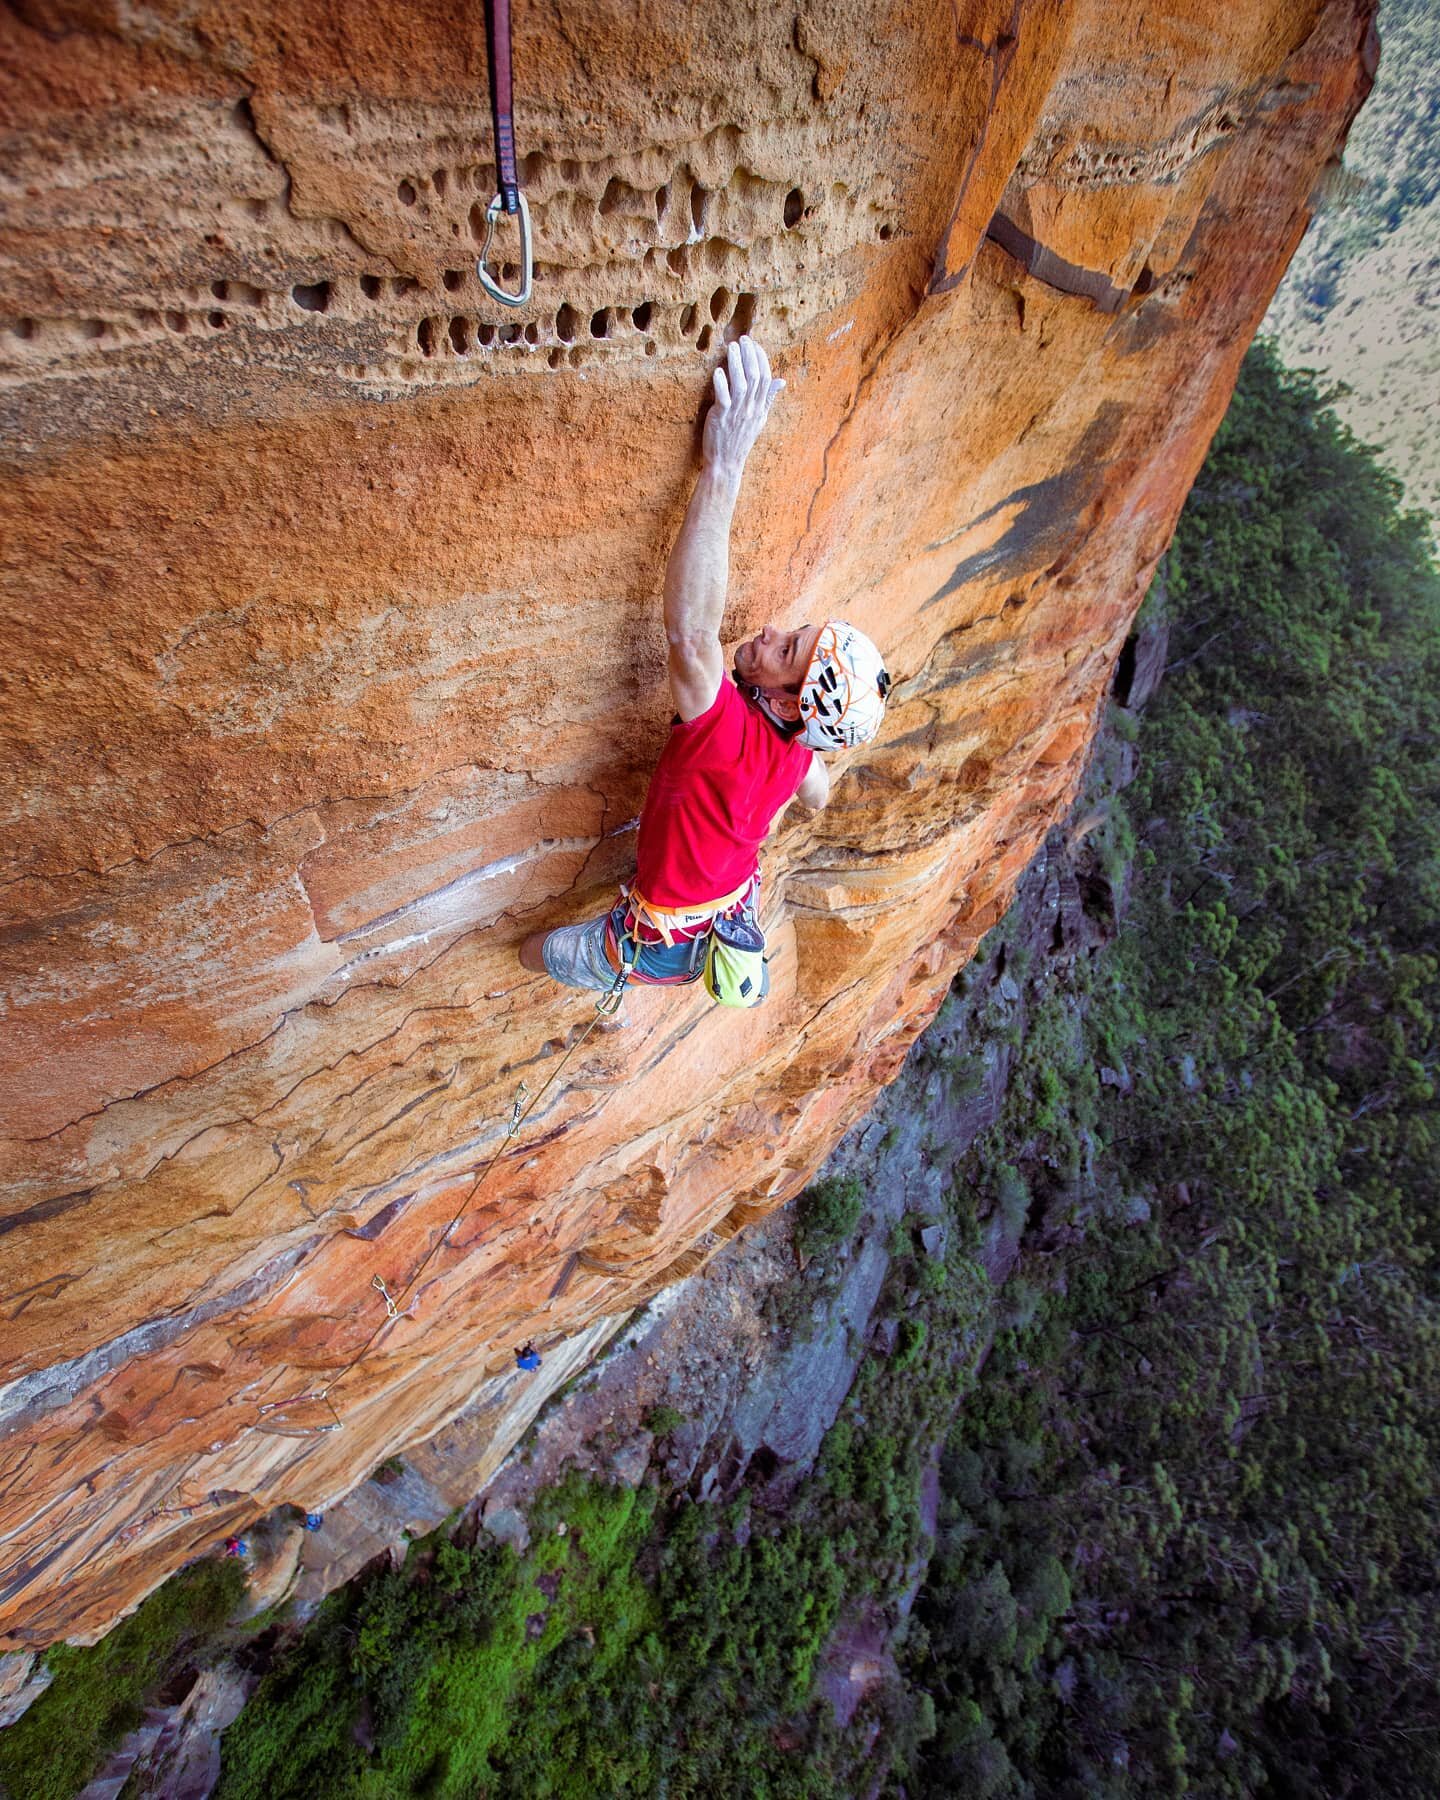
[611,877,771,1008]
[619,875,755,948]
[596,876,757,996]
[476,0,533,306]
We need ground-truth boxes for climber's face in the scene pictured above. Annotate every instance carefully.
[734,621,822,698]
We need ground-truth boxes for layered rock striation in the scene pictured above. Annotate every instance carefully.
[0,0,1375,1647]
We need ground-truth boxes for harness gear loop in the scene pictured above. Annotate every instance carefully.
[595,909,637,1016]
[477,0,533,306]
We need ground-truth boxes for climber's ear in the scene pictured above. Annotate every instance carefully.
[762,686,802,722]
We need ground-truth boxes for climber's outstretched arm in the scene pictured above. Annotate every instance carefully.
[664,335,784,721]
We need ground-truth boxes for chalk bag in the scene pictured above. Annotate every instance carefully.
[703,911,769,1008]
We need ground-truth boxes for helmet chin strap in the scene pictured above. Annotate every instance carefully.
[737,672,800,736]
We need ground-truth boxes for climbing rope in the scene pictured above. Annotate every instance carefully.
[476,0,533,305]
[250,964,629,1438]
[120,966,630,1543]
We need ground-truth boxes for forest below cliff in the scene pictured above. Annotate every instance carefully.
[907,343,1440,1796]
[3,346,1437,1799]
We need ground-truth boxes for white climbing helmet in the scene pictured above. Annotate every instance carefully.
[797,620,892,751]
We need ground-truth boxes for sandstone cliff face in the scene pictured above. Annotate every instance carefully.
[0,0,1374,1647]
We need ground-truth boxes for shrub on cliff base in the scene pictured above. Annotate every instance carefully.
[640,1403,686,1436]
[795,1171,866,1259]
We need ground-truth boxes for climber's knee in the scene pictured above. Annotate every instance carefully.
[532,912,621,991]
[521,919,615,990]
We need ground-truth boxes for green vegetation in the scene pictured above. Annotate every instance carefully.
[214,1478,663,1800]
[908,345,1440,1796]
[794,1171,866,1260]
[212,1239,994,1798]
[640,1403,687,1437]
[0,1557,247,1800]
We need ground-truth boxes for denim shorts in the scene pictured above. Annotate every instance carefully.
[540,898,708,993]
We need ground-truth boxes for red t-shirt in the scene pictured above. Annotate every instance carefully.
[634,677,812,929]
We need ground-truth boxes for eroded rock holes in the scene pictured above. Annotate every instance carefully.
[727,292,755,340]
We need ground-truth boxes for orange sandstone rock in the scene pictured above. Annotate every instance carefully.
[0,0,1375,1646]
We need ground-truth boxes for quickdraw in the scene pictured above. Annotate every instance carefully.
[372,1273,417,1322]
[477,0,533,306]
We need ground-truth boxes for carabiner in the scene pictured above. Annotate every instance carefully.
[372,1272,416,1321]
[477,191,533,307]
[595,969,629,1018]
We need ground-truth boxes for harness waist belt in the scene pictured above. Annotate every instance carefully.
[624,876,755,946]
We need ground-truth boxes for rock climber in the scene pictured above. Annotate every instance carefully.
[520,334,891,1006]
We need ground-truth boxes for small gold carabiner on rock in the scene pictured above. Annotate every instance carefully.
[372,1272,408,1320]
[477,191,533,307]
